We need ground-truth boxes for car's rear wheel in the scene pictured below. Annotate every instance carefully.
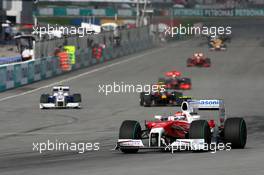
[158,78,166,83]
[119,120,142,153]
[187,58,193,67]
[181,78,191,84]
[142,94,152,107]
[224,118,247,149]
[189,120,211,145]
[139,92,144,106]
[73,94,82,102]
[204,58,211,67]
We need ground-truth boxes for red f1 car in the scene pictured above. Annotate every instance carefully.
[115,99,247,153]
[158,71,192,90]
[187,53,211,67]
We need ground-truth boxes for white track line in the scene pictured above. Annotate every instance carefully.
[0,47,165,102]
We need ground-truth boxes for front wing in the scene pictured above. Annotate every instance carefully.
[115,139,205,152]
[210,46,226,51]
[39,102,81,109]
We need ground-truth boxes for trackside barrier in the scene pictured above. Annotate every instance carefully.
[37,7,136,17]
[0,26,157,92]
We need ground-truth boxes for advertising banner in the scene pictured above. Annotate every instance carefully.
[45,57,53,78]
[235,9,264,16]
[173,8,264,17]
[41,58,47,79]
[173,9,204,16]
[14,64,21,87]
[34,59,41,81]
[20,63,29,85]
[6,65,14,89]
[28,61,35,83]
[0,67,6,92]
[203,9,234,17]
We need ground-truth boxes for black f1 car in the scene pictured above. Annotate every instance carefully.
[140,87,191,107]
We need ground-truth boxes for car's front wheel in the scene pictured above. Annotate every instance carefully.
[40,94,49,103]
[119,120,142,153]
[189,120,211,145]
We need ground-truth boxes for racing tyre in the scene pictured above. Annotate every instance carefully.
[119,120,142,153]
[142,94,152,107]
[181,78,191,84]
[139,92,144,106]
[40,94,49,103]
[180,78,192,89]
[221,44,227,50]
[73,94,82,102]
[204,58,211,67]
[187,58,192,67]
[158,78,166,83]
[189,120,211,145]
[224,118,247,149]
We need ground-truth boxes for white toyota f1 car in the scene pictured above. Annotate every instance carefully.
[115,99,247,153]
[39,86,81,109]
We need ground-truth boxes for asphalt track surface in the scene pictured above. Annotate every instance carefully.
[0,19,264,175]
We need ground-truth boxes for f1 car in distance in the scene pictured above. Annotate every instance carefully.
[158,71,192,90]
[209,36,227,51]
[187,52,211,67]
[206,34,231,44]
[40,86,81,109]
[139,84,191,107]
[116,99,247,153]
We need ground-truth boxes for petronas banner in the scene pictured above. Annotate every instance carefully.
[173,8,264,17]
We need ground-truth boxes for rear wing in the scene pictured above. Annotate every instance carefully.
[53,86,70,90]
[52,86,70,92]
[182,99,226,126]
[188,99,224,110]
